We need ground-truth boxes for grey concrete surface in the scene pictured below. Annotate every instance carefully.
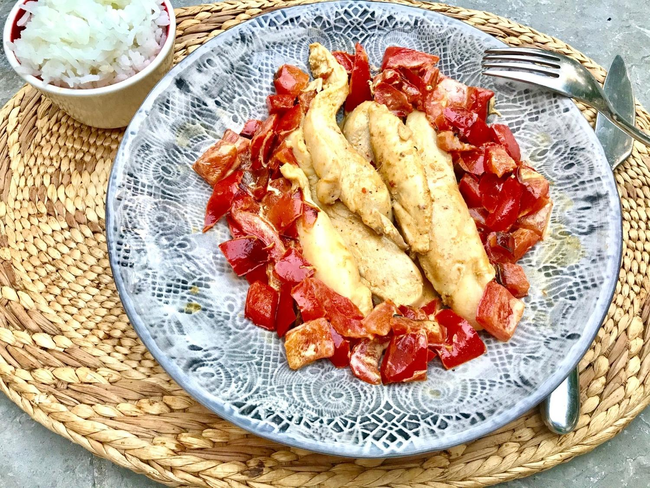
[0,0,649,487]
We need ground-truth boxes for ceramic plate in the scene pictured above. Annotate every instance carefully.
[107,1,622,457]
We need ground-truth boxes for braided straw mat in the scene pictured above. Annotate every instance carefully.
[1,0,650,486]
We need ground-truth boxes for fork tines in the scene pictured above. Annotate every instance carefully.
[482,47,561,79]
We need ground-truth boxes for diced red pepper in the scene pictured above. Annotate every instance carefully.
[245,264,269,285]
[250,115,277,170]
[298,89,317,113]
[443,107,492,146]
[437,131,473,152]
[245,281,278,331]
[467,86,494,121]
[398,305,427,321]
[274,248,314,284]
[517,200,553,238]
[291,278,327,322]
[497,262,530,298]
[485,231,516,264]
[362,300,398,336]
[512,227,541,261]
[491,123,521,162]
[332,51,354,74]
[265,190,303,232]
[427,348,437,362]
[267,94,295,115]
[203,170,244,231]
[240,119,262,139]
[420,298,443,317]
[346,43,373,112]
[381,46,439,71]
[455,149,485,175]
[469,207,489,231]
[373,82,413,118]
[276,283,296,337]
[219,236,270,276]
[380,331,428,384]
[275,105,303,143]
[479,173,505,212]
[329,326,351,368]
[222,129,252,155]
[433,309,486,369]
[282,220,300,240]
[459,174,482,208]
[284,317,335,369]
[391,316,446,345]
[229,207,286,260]
[485,176,523,232]
[193,141,239,186]
[484,143,517,177]
[517,166,550,216]
[476,281,524,341]
[245,167,271,200]
[274,64,309,98]
[268,144,299,171]
[349,337,390,385]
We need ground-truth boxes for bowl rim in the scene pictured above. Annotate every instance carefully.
[2,0,176,97]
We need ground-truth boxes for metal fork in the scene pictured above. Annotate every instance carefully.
[482,47,650,147]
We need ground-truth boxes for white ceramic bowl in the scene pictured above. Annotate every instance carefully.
[3,0,176,129]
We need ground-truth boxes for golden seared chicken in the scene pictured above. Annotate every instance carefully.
[279,163,373,315]
[406,110,496,328]
[342,101,375,164]
[303,43,406,249]
[368,103,432,254]
[287,124,426,306]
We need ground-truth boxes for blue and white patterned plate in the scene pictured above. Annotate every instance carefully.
[106,1,622,458]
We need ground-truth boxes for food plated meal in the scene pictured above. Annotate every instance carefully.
[192,42,553,385]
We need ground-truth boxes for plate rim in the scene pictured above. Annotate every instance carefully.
[106,0,623,458]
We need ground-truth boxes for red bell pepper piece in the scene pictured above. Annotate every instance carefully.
[484,143,517,177]
[267,94,295,115]
[398,305,428,321]
[455,149,485,175]
[268,144,299,171]
[345,43,373,113]
[282,221,300,240]
[276,283,296,337]
[381,46,439,70]
[240,119,262,139]
[362,300,398,336]
[491,123,521,162]
[459,173,483,208]
[275,105,303,143]
[274,248,314,284]
[485,231,516,264]
[329,326,351,368]
[485,176,523,232]
[497,262,530,298]
[229,207,286,260]
[273,64,309,98]
[291,278,327,322]
[380,331,428,384]
[512,227,541,261]
[349,337,390,385]
[476,281,524,341]
[420,298,443,317]
[517,166,550,216]
[516,200,553,238]
[433,309,486,369]
[250,115,277,170]
[373,82,413,118]
[436,131,473,152]
[467,86,494,121]
[193,141,239,187]
[427,348,437,362]
[265,189,303,232]
[245,281,279,331]
[219,236,270,276]
[391,316,446,345]
[284,317,335,369]
[222,129,252,154]
[479,173,505,212]
[298,89,317,113]
[203,170,244,231]
[245,264,269,285]
[469,207,489,231]
[332,51,354,74]
[443,107,492,146]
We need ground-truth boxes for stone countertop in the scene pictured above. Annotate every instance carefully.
[0,1,648,487]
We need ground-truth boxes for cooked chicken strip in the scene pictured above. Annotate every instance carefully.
[368,103,432,253]
[304,43,406,249]
[280,163,373,315]
[406,110,496,328]
[287,125,425,306]
[342,101,375,164]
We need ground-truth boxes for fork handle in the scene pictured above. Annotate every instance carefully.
[602,109,650,147]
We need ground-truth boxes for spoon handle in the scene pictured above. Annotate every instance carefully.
[540,367,580,435]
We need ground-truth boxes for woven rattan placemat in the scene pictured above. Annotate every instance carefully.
[2,1,650,486]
